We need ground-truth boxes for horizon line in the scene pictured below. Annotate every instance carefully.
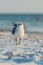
[0,13,43,15]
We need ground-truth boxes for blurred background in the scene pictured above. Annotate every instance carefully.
[0,0,43,33]
[0,14,43,33]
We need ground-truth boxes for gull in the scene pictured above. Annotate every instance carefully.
[12,22,24,45]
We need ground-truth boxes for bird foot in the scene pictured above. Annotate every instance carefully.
[16,42,20,45]
[16,43,18,45]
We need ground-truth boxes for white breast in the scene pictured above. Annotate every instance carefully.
[13,24,24,39]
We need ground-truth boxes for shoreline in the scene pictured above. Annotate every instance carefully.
[0,30,43,40]
[0,29,43,35]
[0,27,43,34]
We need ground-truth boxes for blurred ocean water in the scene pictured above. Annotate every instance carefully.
[0,14,43,32]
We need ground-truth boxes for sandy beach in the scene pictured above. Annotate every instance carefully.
[0,31,43,65]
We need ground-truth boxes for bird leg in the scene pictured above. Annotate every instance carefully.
[15,38,21,45]
[19,38,21,45]
[15,39,18,45]
[15,38,19,45]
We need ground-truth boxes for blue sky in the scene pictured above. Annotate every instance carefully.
[0,0,43,13]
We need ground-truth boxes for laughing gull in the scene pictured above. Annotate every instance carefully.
[12,22,24,45]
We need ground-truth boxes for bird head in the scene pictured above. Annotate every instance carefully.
[12,22,17,26]
[18,22,25,29]
[18,22,23,26]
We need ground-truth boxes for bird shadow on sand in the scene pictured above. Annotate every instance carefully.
[0,53,35,64]
[0,51,43,64]
[11,58,33,64]
[0,53,43,65]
